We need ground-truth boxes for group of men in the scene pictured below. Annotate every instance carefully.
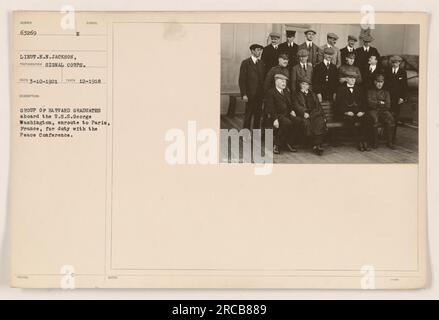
[238,29,409,155]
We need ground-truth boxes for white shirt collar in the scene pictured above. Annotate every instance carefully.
[347,45,354,52]
[251,55,259,64]
[393,67,399,73]
[306,40,313,47]
[324,59,331,65]
[363,46,370,51]
[347,84,354,88]
[301,90,309,94]
[276,87,284,94]
[326,43,332,48]
[370,64,376,71]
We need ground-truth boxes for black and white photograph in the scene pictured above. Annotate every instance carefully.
[221,23,420,163]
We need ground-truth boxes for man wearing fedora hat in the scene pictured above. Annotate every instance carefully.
[297,29,322,67]
[238,43,266,131]
[340,35,358,65]
[354,34,381,71]
[261,32,282,71]
[384,55,408,142]
[279,30,299,68]
[320,32,342,68]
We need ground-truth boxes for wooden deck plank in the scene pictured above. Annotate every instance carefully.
[221,114,418,164]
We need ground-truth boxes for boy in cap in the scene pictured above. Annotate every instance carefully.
[263,52,290,92]
[338,52,362,85]
[264,74,302,154]
[335,71,372,151]
[367,74,396,149]
[238,43,266,130]
[320,32,342,68]
[262,32,282,71]
[312,47,339,102]
[354,34,381,71]
[384,55,408,142]
[290,49,313,93]
[292,76,327,155]
[297,29,322,66]
[279,30,299,67]
[340,35,358,64]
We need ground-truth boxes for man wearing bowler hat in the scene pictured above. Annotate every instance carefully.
[297,29,322,66]
[320,32,342,68]
[261,32,282,71]
[340,35,358,65]
[264,74,301,154]
[279,30,299,68]
[354,34,381,71]
[238,43,265,130]
[384,55,408,142]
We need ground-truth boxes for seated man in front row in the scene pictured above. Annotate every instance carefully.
[335,70,372,152]
[367,74,396,149]
[292,77,327,156]
[264,74,301,155]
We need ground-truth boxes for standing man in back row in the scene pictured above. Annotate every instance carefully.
[261,32,282,71]
[320,32,342,68]
[297,29,322,66]
[340,35,358,65]
[279,30,299,68]
[238,43,265,131]
[354,34,380,71]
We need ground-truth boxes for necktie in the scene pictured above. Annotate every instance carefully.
[302,64,306,71]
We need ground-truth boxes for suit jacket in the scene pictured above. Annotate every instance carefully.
[320,44,342,68]
[290,63,313,93]
[312,61,339,97]
[361,65,383,90]
[367,89,391,112]
[292,90,327,136]
[278,41,299,67]
[340,46,356,65]
[384,67,408,102]
[354,46,381,70]
[264,87,294,121]
[263,65,290,93]
[335,83,367,115]
[238,57,265,98]
[297,42,322,66]
[261,44,280,72]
